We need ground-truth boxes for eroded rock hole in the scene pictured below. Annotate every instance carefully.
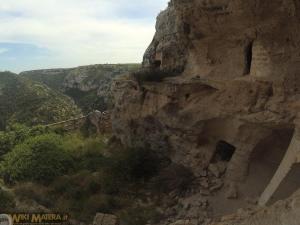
[183,23,191,35]
[243,41,253,75]
[213,140,236,162]
[185,93,190,100]
[154,60,162,68]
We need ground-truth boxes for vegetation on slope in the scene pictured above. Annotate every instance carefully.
[0,72,81,130]
[20,69,70,91]
[0,124,166,223]
[64,88,106,113]
[0,66,194,225]
[22,64,140,113]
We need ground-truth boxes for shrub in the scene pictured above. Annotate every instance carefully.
[0,133,73,183]
[0,188,16,210]
[0,131,15,156]
[14,183,52,207]
[0,124,48,156]
[62,133,108,172]
[50,171,103,199]
[110,148,160,183]
[151,163,194,194]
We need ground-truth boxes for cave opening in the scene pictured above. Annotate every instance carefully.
[185,93,190,100]
[213,140,236,162]
[243,41,253,75]
[246,129,300,205]
[154,60,162,68]
[183,23,191,35]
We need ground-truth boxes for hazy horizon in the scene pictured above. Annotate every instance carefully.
[0,0,168,73]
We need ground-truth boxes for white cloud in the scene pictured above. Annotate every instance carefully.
[0,0,169,71]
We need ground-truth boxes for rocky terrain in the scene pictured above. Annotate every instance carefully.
[21,64,140,112]
[0,72,81,129]
[111,0,300,224]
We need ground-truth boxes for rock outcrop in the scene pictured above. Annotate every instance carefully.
[112,0,300,223]
[210,189,300,225]
[93,213,119,225]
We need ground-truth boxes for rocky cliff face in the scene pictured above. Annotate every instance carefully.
[112,0,300,224]
[63,64,139,92]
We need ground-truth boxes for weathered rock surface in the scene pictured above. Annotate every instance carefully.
[112,0,300,223]
[210,189,300,225]
[63,64,139,93]
[113,0,300,174]
[93,213,119,225]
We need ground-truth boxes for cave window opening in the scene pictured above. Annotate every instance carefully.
[185,93,190,100]
[183,23,191,35]
[244,41,253,75]
[212,140,236,162]
[154,60,162,68]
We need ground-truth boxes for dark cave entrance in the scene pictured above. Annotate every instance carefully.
[243,41,253,75]
[154,60,162,68]
[183,23,191,35]
[213,140,236,162]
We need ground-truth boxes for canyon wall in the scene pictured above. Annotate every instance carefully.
[112,0,300,223]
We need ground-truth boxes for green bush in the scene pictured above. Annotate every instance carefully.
[0,124,48,156]
[0,133,73,183]
[62,133,109,172]
[0,188,16,210]
[0,131,15,156]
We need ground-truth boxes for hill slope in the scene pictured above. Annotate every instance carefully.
[0,72,81,130]
[21,64,140,112]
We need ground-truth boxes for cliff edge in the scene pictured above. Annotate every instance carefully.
[112,0,300,224]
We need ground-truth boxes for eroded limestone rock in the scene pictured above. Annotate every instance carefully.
[93,213,119,225]
[113,0,300,184]
[112,0,300,223]
[210,189,300,225]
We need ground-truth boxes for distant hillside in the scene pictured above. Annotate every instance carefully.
[20,68,70,91]
[21,64,140,112]
[0,72,81,130]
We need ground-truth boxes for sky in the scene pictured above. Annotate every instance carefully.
[0,0,169,73]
